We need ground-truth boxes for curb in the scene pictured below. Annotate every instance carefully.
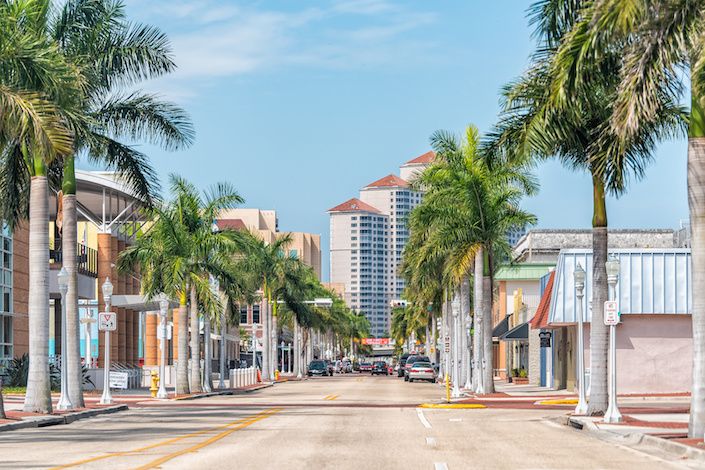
[173,383,274,401]
[553,415,705,465]
[0,405,128,433]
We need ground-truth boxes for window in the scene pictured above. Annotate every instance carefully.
[289,249,298,259]
[252,305,261,324]
[240,306,248,324]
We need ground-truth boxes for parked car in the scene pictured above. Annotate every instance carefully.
[359,362,373,372]
[404,355,430,381]
[397,353,411,377]
[407,361,436,383]
[371,361,388,375]
[308,360,331,377]
[324,360,335,376]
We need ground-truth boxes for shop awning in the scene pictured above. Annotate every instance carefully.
[492,315,511,338]
[500,322,529,341]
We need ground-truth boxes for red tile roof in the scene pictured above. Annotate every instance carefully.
[364,174,409,189]
[404,150,436,165]
[215,218,246,230]
[328,198,382,214]
[530,271,555,330]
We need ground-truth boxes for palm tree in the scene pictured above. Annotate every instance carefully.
[410,125,537,394]
[486,0,683,414]
[543,0,705,440]
[54,0,192,407]
[120,176,242,394]
[233,231,293,381]
[0,0,85,413]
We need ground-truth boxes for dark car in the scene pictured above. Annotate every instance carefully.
[371,361,388,375]
[359,362,373,372]
[404,355,431,381]
[397,353,411,377]
[308,360,331,376]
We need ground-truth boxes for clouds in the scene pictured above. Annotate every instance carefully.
[124,0,438,98]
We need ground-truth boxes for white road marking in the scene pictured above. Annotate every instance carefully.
[426,437,437,448]
[434,463,448,470]
[449,418,462,422]
[416,408,432,429]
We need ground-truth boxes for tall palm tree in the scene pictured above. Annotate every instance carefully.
[486,0,683,414]
[0,0,85,413]
[412,126,537,393]
[234,231,293,381]
[53,0,192,407]
[119,175,242,394]
[545,0,705,439]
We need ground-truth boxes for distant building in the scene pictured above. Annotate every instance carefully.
[507,226,527,248]
[328,152,434,337]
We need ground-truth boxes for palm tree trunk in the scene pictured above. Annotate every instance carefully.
[176,292,190,395]
[261,291,271,381]
[271,310,278,375]
[587,175,609,416]
[473,253,483,394]
[203,315,212,392]
[482,249,494,394]
[461,274,471,388]
[62,155,83,407]
[0,387,5,418]
[189,284,202,393]
[24,174,52,413]
[688,95,705,438]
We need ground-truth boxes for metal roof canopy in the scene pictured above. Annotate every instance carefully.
[49,170,149,240]
[548,248,692,324]
[110,294,179,311]
[494,263,554,281]
[500,322,529,341]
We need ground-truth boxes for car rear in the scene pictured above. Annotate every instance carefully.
[359,362,373,372]
[403,355,430,381]
[308,360,327,376]
[397,354,410,377]
[408,362,436,382]
[371,361,388,375]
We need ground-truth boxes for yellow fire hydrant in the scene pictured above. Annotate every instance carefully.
[274,370,280,381]
[150,370,160,398]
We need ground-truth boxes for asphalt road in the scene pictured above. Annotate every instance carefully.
[0,374,693,469]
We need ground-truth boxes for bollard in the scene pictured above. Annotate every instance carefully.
[150,370,159,398]
[237,369,242,388]
[229,369,234,389]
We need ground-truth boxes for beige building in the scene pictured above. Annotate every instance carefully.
[328,151,434,337]
[218,208,321,279]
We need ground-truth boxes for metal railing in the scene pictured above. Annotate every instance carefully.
[49,241,98,277]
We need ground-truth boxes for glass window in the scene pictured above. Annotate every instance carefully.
[240,306,248,324]
[289,249,298,259]
[252,305,261,324]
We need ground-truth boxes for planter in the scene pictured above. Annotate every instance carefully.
[512,377,529,384]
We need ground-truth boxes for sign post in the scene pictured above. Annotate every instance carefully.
[99,277,114,405]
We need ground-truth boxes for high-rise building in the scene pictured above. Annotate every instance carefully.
[328,152,434,337]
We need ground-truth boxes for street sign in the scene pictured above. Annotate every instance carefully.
[157,324,173,340]
[361,338,390,346]
[98,312,117,331]
[604,301,620,326]
[109,371,128,389]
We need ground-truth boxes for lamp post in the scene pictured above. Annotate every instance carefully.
[99,277,113,405]
[280,340,285,373]
[56,268,73,410]
[604,256,622,423]
[573,263,588,415]
[219,306,226,389]
[157,294,169,399]
[80,308,95,369]
[435,317,443,378]
[252,323,259,372]
[297,331,303,379]
[451,294,461,398]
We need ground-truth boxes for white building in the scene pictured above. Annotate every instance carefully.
[328,152,434,337]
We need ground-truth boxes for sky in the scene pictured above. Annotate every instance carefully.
[108,0,689,281]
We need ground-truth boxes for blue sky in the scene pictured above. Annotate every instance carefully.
[114,0,688,280]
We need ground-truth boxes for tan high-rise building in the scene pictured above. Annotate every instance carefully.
[328,151,434,337]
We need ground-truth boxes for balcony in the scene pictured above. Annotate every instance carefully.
[49,242,98,278]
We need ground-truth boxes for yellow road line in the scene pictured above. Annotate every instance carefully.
[136,408,282,470]
[418,403,486,409]
[50,409,277,469]
[323,394,340,401]
[536,398,578,405]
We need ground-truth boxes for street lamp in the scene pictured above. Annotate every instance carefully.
[56,268,73,410]
[573,263,588,415]
[157,294,169,399]
[280,340,285,373]
[451,295,461,398]
[604,256,622,423]
[99,277,113,405]
[435,317,443,378]
[296,332,303,379]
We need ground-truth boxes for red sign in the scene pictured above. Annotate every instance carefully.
[361,338,390,346]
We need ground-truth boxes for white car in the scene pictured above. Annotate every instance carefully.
[407,361,436,383]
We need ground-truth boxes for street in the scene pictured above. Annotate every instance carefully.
[0,375,692,470]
